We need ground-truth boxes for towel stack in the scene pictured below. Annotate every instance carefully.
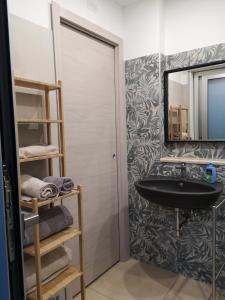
[24,206,74,294]
[20,147,76,295]
[21,174,75,201]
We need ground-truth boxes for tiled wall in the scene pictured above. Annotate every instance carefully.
[126,43,225,287]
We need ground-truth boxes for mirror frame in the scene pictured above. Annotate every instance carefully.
[164,59,225,143]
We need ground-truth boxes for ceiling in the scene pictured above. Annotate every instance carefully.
[114,0,139,6]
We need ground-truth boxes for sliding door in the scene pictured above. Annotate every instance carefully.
[60,22,120,297]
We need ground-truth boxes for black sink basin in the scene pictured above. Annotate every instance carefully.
[135,176,223,209]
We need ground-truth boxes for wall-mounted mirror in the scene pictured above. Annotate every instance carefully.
[164,61,225,142]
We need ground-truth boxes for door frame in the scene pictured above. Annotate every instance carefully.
[51,2,129,261]
[0,146,10,300]
[0,0,25,298]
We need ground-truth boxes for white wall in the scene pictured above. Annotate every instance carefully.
[123,0,163,60]
[10,15,55,82]
[164,0,225,55]
[8,0,225,60]
[7,0,124,38]
[8,0,164,60]
[123,0,225,58]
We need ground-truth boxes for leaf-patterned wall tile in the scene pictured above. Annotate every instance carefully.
[126,44,225,288]
[190,43,225,66]
[166,51,190,70]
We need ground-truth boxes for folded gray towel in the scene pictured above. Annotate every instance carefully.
[24,205,73,246]
[43,176,74,195]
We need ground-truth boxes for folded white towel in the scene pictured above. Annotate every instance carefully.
[19,145,59,159]
[21,174,59,199]
[21,195,33,202]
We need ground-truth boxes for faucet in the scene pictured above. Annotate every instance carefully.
[176,162,187,179]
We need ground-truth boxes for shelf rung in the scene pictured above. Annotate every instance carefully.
[20,188,79,208]
[15,77,60,91]
[24,227,81,256]
[20,153,63,163]
[17,119,63,124]
[26,266,82,300]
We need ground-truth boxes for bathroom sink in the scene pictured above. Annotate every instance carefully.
[135,176,223,209]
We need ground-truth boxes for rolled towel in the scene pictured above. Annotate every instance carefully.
[24,205,74,246]
[21,174,59,199]
[24,246,71,293]
[43,176,74,195]
[19,145,59,159]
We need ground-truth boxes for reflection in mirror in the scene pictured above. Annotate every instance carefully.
[165,62,225,142]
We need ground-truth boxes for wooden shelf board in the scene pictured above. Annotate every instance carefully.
[160,156,225,166]
[27,266,82,300]
[24,227,81,256]
[15,77,60,91]
[20,189,79,209]
[17,119,63,124]
[20,153,63,163]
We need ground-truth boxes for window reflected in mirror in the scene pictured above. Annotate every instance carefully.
[165,62,225,141]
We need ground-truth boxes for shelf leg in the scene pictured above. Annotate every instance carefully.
[58,81,66,177]
[32,199,43,300]
[78,185,86,300]
[45,90,53,176]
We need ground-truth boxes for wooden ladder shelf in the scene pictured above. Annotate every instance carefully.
[15,77,86,300]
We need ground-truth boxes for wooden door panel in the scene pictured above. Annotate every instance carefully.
[60,24,119,298]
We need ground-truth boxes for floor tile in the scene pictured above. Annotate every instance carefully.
[164,275,225,300]
[74,288,110,300]
[90,259,177,299]
[74,259,225,300]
